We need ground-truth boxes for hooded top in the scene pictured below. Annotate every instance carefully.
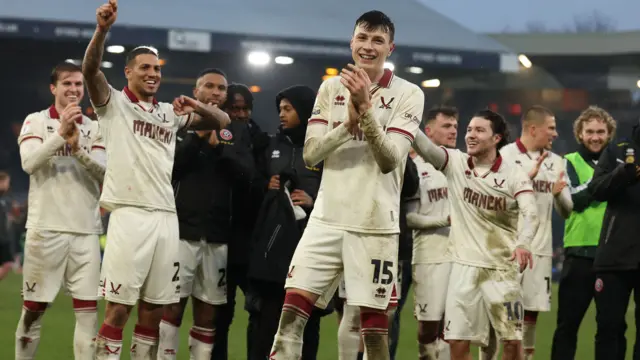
[275,85,317,146]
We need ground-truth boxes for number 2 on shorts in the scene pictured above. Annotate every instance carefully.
[172,262,180,282]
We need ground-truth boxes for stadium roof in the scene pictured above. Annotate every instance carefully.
[2,0,512,54]
[488,32,640,55]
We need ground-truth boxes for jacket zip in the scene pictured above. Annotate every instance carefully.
[265,224,282,258]
[603,215,616,244]
[173,181,181,199]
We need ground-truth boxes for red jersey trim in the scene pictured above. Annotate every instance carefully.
[18,136,43,145]
[439,146,449,171]
[387,127,414,141]
[91,145,106,151]
[514,189,534,198]
[308,118,328,126]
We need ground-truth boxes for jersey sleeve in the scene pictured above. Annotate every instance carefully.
[511,167,534,198]
[308,80,331,127]
[18,114,44,145]
[386,85,423,145]
[92,85,118,119]
[175,112,193,131]
[90,122,106,152]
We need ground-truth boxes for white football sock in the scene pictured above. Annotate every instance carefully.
[73,303,98,360]
[437,339,450,360]
[130,324,159,360]
[15,308,43,360]
[158,319,180,359]
[523,321,536,360]
[189,326,215,359]
[338,304,361,360]
[94,323,123,360]
[269,293,312,360]
[418,342,439,360]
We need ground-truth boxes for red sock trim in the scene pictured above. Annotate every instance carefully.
[98,323,123,341]
[133,324,159,342]
[189,326,215,344]
[23,301,47,313]
[73,299,97,312]
[282,292,314,319]
[524,312,538,322]
[161,315,181,327]
[360,311,388,335]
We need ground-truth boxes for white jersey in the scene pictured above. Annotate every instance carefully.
[18,106,104,234]
[93,86,191,212]
[501,140,565,256]
[441,148,534,269]
[411,156,451,264]
[307,69,423,234]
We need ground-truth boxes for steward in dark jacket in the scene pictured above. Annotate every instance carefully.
[247,85,325,360]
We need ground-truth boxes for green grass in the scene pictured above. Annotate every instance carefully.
[0,272,635,359]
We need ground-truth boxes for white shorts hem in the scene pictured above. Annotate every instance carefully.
[444,334,488,347]
[192,294,227,306]
[345,300,388,311]
[141,296,180,305]
[104,297,137,306]
[283,284,325,297]
[523,306,550,312]
[70,295,100,301]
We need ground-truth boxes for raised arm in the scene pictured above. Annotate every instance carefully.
[83,0,118,108]
[412,131,448,170]
[405,198,449,230]
[172,96,231,131]
[71,123,106,182]
[303,80,353,166]
[356,88,423,174]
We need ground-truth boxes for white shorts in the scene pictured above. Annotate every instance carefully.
[285,223,398,310]
[179,240,227,305]
[444,263,523,347]
[413,262,451,321]
[338,275,400,308]
[99,207,180,305]
[520,255,552,312]
[22,229,101,302]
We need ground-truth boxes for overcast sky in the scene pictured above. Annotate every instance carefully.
[419,0,638,33]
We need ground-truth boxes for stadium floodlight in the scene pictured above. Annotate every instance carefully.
[384,62,395,71]
[101,61,113,69]
[518,54,532,68]
[275,56,294,65]
[106,45,125,54]
[247,51,271,66]
[421,79,441,88]
[407,66,423,74]
[636,80,640,88]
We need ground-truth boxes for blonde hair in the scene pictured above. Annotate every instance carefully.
[573,106,616,144]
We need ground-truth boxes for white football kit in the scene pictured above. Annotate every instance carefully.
[408,155,451,322]
[18,106,105,303]
[501,139,566,312]
[433,147,536,346]
[285,69,423,310]
[179,239,227,305]
[94,86,191,305]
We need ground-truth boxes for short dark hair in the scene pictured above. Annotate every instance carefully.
[223,83,254,110]
[424,105,459,124]
[50,62,82,85]
[354,10,395,42]
[522,105,554,127]
[125,46,159,66]
[473,109,510,150]
[0,171,9,181]
[197,68,227,80]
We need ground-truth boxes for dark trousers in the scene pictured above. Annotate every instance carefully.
[389,260,412,360]
[250,280,321,360]
[594,269,640,360]
[551,256,596,360]
[212,263,252,360]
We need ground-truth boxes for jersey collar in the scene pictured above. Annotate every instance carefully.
[467,153,503,177]
[123,86,159,106]
[515,138,543,158]
[48,105,82,124]
[378,68,394,88]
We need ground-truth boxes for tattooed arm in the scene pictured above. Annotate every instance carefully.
[83,1,118,108]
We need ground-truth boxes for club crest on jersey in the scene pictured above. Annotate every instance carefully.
[543,162,554,171]
[312,107,321,115]
[493,178,505,188]
[334,95,345,106]
[219,129,233,141]
[80,129,91,139]
[157,112,169,123]
[379,96,394,109]
[464,170,472,179]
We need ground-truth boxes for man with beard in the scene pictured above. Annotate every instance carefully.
[83,2,230,358]
[159,68,254,360]
[551,106,616,360]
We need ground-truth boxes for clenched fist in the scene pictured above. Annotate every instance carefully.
[96,0,118,31]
